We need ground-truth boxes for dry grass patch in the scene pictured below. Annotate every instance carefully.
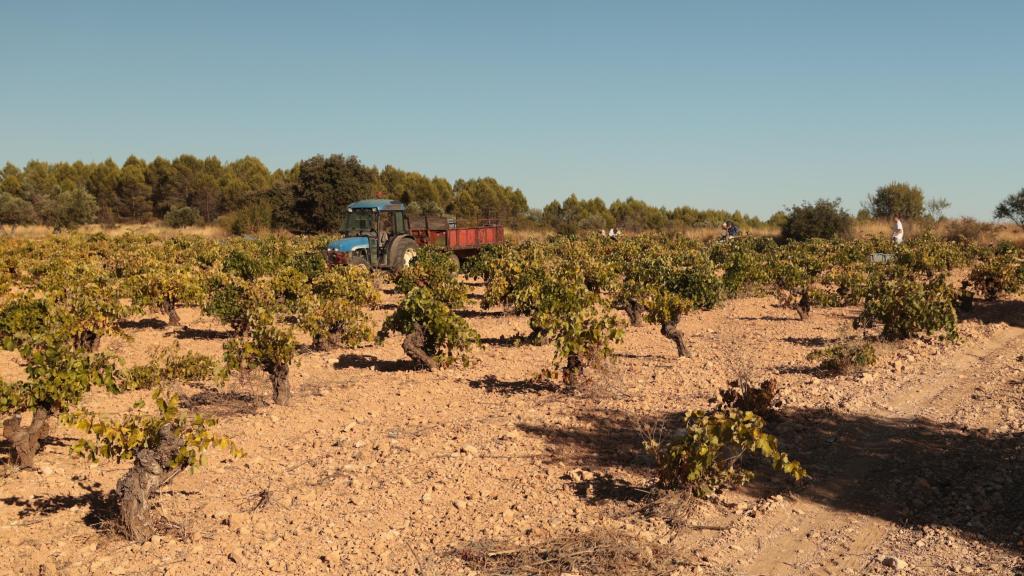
[458,528,684,575]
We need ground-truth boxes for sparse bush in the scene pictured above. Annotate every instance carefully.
[644,407,806,496]
[719,376,782,417]
[807,339,876,375]
[459,528,676,576]
[63,389,240,541]
[994,188,1024,228]
[943,217,994,244]
[120,347,218,391]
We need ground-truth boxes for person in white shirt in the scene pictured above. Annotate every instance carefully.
[892,215,904,244]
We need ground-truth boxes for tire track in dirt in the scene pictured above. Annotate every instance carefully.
[705,324,1024,575]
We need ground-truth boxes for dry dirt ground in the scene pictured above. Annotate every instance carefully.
[1,282,1022,575]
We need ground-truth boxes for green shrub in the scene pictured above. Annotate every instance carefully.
[394,244,466,309]
[807,339,876,375]
[120,347,218,391]
[855,273,957,340]
[378,287,478,369]
[644,408,806,496]
[163,206,203,228]
[311,267,379,307]
[63,388,240,541]
[220,249,271,281]
[781,199,852,241]
[228,203,272,235]
[299,297,371,352]
[223,313,296,405]
[895,235,971,277]
[529,263,623,385]
[968,252,1021,301]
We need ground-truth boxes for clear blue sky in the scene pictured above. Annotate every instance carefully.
[2,1,1021,219]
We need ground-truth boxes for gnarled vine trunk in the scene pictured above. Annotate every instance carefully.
[2,408,51,467]
[312,327,344,352]
[270,362,291,405]
[76,330,100,352]
[796,290,811,321]
[660,322,689,357]
[311,333,330,352]
[160,301,181,327]
[525,327,549,345]
[623,299,645,327]
[563,353,585,387]
[116,423,185,542]
[402,324,437,371]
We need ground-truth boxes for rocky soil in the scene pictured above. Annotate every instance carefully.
[1,285,1022,575]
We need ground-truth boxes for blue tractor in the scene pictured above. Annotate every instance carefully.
[325,199,505,271]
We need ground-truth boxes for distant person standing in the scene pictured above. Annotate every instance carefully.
[892,215,904,245]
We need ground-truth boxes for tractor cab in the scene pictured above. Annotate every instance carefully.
[325,199,416,269]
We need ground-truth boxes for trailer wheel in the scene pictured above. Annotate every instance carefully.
[391,238,418,271]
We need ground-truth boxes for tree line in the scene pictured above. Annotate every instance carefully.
[2,154,1018,237]
[0,155,531,234]
[0,154,765,234]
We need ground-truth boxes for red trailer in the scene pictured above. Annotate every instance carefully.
[407,215,504,261]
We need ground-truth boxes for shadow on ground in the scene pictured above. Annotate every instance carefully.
[569,472,649,504]
[334,354,418,372]
[175,326,233,340]
[518,408,652,474]
[479,335,525,348]
[1,480,116,527]
[519,405,1024,551]
[965,299,1024,329]
[469,375,560,395]
[182,389,264,417]
[784,336,834,347]
[456,309,505,319]
[770,408,1024,551]
[118,318,168,330]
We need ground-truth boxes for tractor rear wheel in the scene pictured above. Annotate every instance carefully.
[391,238,418,271]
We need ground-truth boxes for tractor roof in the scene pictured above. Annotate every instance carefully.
[347,199,405,211]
